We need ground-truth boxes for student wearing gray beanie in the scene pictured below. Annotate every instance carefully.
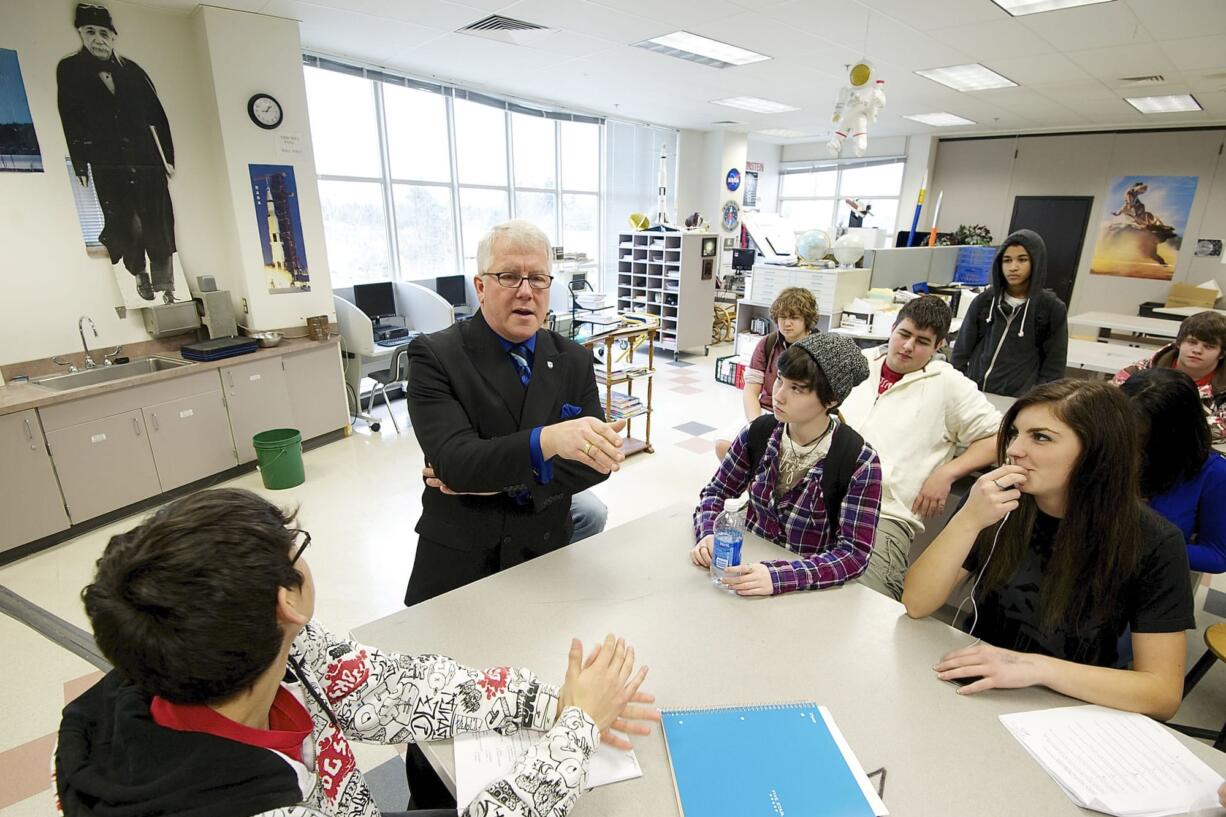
[692,334,883,596]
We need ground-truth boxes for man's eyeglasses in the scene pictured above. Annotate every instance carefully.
[290,530,311,566]
[482,272,553,291]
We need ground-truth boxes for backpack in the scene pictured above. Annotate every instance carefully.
[744,414,865,539]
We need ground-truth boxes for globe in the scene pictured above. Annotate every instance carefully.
[832,233,866,267]
[795,229,830,264]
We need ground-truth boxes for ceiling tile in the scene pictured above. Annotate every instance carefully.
[985,52,1092,85]
[586,0,748,28]
[1017,0,1149,52]
[1030,78,1121,101]
[865,14,978,72]
[384,30,573,78]
[500,0,664,43]
[1186,71,1226,93]
[926,16,1058,63]
[292,0,491,31]
[1157,34,1226,73]
[296,4,448,60]
[857,0,1006,32]
[758,0,873,53]
[1126,0,1226,41]
[683,13,859,79]
[1064,42,1179,80]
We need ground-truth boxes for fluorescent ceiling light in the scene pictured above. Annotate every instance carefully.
[902,112,977,127]
[711,96,799,114]
[635,31,770,69]
[915,63,1017,92]
[756,129,812,138]
[1125,94,1202,114]
[991,0,1115,15]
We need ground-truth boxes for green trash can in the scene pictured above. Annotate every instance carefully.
[252,428,305,490]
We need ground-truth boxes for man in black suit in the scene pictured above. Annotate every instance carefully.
[405,220,626,606]
[56,3,177,303]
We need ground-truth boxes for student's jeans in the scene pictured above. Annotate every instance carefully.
[570,490,608,542]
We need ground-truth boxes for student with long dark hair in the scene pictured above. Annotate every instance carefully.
[902,380,1195,719]
[1120,367,1226,575]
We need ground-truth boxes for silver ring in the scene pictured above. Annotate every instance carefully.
[993,479,1004,489]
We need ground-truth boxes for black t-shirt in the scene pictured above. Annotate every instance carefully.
[962,506,1195,667]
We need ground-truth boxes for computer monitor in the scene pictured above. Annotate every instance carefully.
[731,248,756,271]
[353,281,396,321]
[953,246,996,286]
[435,275,467,307]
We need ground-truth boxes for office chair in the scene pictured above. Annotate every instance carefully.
[569,278,616,339]
[366,341,412,434]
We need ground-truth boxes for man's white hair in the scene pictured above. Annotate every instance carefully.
[477,219,551,275]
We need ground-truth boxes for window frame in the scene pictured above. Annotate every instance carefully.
[303,56,604,287]
[776,156,906,238]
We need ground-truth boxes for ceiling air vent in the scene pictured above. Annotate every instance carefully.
[457,14,554,45]
[712,120,744,125]
[1118,75,1166,87]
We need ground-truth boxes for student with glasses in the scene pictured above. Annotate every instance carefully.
[55,489,658,817]
[405,220,625,610]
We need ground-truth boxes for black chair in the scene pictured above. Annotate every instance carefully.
[1167,623,1226,751]
[366,342,412,434]
[569,279,616,339]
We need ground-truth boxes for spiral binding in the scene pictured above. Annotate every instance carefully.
[662,701,818,717]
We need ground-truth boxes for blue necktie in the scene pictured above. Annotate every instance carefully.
[508,344,532,387]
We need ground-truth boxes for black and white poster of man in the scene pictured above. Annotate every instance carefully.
[56,2,190,308]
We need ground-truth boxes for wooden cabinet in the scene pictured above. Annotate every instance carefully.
[221,357,294,463]
[46,409,161,524]
[144,390,237,491]
[283,344,348,442]
[0,410,70,551]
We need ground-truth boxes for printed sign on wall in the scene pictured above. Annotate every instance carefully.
[249,164,311,293]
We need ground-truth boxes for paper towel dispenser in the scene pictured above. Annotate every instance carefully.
[143,301,202,338]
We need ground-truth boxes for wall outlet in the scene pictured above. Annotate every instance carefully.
[241,297,249,314]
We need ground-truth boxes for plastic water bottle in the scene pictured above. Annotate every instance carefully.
[710,505,745,592]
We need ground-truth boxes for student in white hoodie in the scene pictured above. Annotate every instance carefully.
[839,296,1002,600]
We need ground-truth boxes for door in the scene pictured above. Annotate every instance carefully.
[221,357,294,463]
[144,390,237,491]
[46,409,161,524]
[283,345,349,442]
[0,410,70,551]
[1007,196,1094,307]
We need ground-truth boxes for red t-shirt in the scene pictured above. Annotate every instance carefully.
[151,685,314,762]
[878,361,904,395]
[1195,370,1215,389]
[748,333,789,410]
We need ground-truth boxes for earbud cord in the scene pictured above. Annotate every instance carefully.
[953,510,1011,648]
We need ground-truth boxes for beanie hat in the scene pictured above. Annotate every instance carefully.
[792,332,869,404]
[75,4,117,33]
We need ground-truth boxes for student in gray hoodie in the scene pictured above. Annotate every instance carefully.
[952,229,1069,396]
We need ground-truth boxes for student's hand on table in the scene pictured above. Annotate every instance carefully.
[959,465,1027,531]
[934,642,1042,694]
[912,467,955,518]
[557,635,657,750]
[690,535,714,567]
[722,563,773,596]
[540,417,626,474]
[421,465,497,496]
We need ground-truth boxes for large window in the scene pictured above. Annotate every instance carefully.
[778,159,905,239]
[303,58,604,288]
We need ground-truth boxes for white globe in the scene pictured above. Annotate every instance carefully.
[794,229,830,264]
[832,233,865,267]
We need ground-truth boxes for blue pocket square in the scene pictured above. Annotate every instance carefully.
[560,403,582,419]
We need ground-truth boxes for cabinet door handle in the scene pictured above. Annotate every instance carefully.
[151,413,160,432]
[228,371,235,388]
[132,417,142,437]
[23,418,33,441]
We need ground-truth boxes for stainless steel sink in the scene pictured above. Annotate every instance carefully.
[33,356,192,391]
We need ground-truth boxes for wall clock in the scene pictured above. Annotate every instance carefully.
[248,93,283,130]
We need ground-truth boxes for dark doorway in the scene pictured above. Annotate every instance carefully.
[1007,196,1094,307]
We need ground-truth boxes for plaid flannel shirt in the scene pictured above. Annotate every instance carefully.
[693,422,883,594]
[1112,345,1226,441]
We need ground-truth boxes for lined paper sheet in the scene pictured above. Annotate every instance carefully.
[453,730,641,813]
[1000,705,1224,817]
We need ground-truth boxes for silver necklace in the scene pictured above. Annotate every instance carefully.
[776,419,835,492]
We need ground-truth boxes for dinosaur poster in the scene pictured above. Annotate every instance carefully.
[1090,175,1198,280]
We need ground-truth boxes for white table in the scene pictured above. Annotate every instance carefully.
[1067,338,1145,375]
[1154,306,1226,318]
[351,504,1226,817]
[1069,311,1180,341]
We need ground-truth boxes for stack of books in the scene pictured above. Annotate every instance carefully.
[595,365,649,384]
[606,391,644,419]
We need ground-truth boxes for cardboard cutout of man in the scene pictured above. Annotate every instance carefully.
[57,3,177,303]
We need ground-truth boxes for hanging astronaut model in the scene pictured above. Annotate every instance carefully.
[827,60,886,158]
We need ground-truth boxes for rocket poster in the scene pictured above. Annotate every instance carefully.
[249,163,310,293]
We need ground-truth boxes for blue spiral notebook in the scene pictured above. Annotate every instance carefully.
[660,702,887,817]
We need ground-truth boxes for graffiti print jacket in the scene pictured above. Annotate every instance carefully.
[55,621,599,817]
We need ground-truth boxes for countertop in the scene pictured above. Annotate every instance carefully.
[0,336,340,418]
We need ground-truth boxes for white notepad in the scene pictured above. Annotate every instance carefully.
[999,705,1224,817]
[452,729,642,814]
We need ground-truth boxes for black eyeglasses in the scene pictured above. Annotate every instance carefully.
[482,272,553,290]
[290,530,311,566]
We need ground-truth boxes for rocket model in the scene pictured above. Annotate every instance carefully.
[655,145,670,226]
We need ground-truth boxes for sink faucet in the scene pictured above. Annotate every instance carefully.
[78,315,98,369]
